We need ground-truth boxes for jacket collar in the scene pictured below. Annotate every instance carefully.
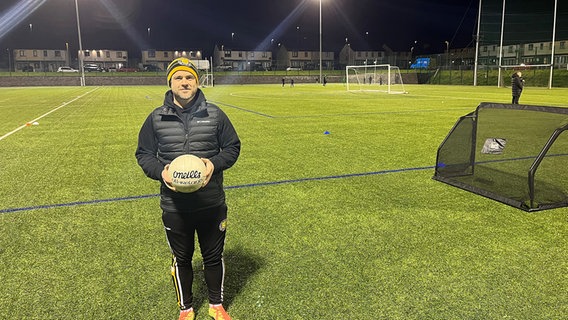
[160,89,207,116]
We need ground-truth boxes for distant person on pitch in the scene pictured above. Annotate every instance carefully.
[511,71,525,104]
[135,57,241,320]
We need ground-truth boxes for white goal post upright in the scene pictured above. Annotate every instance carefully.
[345,64,407,94]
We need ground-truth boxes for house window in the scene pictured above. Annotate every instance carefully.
[85,51,91,57]
[19,50,25,57]
[164,52,169,58]
[106,51,110,58]
[43,50,48,57]
[33,50,38,57]
[528,44,534,51]
[148,50,156,58]
[55,51,61,57]
[117,52,123,58]
[561,41,566,49]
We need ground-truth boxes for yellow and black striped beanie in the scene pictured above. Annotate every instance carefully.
[166,57,199,86]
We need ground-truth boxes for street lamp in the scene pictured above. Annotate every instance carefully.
[445,40,450,68]
[65,42,69,66]
[74,0,85,86]
[7,48,11,75]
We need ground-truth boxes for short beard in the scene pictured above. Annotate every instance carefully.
[173,92,196,108]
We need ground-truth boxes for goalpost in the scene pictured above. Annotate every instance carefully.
[498,64,550,87]
[346,64,407,94]
[200,72,213,87]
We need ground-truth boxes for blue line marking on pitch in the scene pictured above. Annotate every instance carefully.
[0,194,159,214]
[4,152,566,214]
[225,165,433,190]
[0,165,434,214]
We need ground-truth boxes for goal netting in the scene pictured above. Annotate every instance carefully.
[433,102,568,212]
[200,73,213,87]
[346,64,407,94]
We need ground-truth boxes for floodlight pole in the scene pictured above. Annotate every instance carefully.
[75,0,86,86]
[473,0,482,86]
[549,0,558,89]
[497,0,505,88]
[319,0,323,85]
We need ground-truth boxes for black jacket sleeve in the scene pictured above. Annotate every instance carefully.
[210,109,241,174]
[135,112,165,181]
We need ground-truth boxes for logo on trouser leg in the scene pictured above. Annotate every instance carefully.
[219,219,227,231]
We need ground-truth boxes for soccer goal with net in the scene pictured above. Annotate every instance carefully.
[433,102,568,212]
[200,73,213,87]
[345,64,407,94]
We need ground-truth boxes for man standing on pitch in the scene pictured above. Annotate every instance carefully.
[511,71,524,104]
[135,57,241,320]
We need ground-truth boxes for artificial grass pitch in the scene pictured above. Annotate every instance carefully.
[0,84,566,319]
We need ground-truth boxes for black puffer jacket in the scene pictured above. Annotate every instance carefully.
[511,73,524,97]
[135,89,241,212]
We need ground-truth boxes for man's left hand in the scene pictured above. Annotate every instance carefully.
[201,158,214,187]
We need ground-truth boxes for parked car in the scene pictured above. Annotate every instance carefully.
[22,66,34,72]
[84,64,102,72]
[117,67,138,72]
[216,65,233,71]
[286,67,302,71]
[57,66,79,73]
[143,64,161,72]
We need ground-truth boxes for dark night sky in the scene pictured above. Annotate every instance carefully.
[0,0,481,59]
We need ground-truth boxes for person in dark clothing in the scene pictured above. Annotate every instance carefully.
[511,71,524,104]
[135,57,240,320]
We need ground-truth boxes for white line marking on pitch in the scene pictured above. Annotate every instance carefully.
[0,87,99,142]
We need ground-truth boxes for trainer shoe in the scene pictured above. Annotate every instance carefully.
[208,304,231,320]
[179,308,195,320]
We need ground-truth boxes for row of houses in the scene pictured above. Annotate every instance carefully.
[8,44,412,73]
[425,39,568,70]
[10,38,568,73]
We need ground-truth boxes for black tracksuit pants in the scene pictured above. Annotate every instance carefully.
[162,204,228,310]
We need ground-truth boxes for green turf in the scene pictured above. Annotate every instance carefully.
[0,84,566,319]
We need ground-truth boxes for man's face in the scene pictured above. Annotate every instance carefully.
[171,70,198,106]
